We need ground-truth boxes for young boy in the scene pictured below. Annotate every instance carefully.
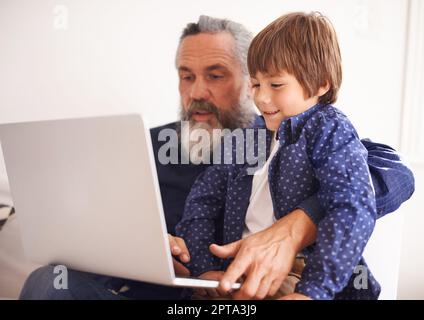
[176,12,379,300]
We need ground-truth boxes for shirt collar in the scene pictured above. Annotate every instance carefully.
[276,103,324,145]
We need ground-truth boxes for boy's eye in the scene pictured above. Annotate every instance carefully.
[251,83,260,88]
[271,83,283,88]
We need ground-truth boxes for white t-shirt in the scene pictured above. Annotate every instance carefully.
[242,133,280,238]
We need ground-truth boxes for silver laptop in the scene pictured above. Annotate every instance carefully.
[0,114,240,289]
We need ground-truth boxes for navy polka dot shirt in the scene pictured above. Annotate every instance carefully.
[175,103,412,299]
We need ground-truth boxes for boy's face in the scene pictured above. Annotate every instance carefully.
[251,71,321,131]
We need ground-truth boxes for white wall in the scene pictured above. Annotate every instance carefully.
[398,165,424,299]
[0,0,408,141]
[397,0,424,300]
[0,0,420,299]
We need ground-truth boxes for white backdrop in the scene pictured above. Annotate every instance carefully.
[0,0,419,299]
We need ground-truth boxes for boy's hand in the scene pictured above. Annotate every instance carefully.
[168,234,191,276]
[193,271,232,299]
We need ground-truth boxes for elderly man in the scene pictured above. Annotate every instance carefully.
[20,15,414,300]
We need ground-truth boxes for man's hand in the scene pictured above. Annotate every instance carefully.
[193,271,232,299]
[210,208,317,300]
[210,234,297,300]
[168,234,190,277]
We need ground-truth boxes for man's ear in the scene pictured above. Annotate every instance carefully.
[317,82,331,97]
[246,78,254,100]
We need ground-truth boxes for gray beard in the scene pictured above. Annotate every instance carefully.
[178,97,256,164]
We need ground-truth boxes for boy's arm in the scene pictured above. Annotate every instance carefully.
[295,139,415,226]
[295,116,377,300]
[175,164,229,277]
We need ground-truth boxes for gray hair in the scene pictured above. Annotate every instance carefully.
[176,15,253,75]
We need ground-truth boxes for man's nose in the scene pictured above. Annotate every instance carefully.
[190,78,210,101]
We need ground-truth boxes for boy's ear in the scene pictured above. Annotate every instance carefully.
[317,82,331,97]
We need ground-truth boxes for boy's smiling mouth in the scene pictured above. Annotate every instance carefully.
[263,110,280,115]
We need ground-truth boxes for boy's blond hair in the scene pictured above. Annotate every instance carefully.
[247,12,342,104]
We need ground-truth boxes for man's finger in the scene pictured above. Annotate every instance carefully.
[216,284,231,297]
[209,240,242,259]
[194,288,207,297]
[267,265,289,297]
[168,235,181,255]
[219,255,250,292]
[205,288,220,299]
[232,268,263,300]
[174,237,190,262]
[169,235,190,263]
[173,258,190,277]
[254,274,274,300]
[268,278,285,297]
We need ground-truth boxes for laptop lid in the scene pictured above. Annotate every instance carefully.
[0,114,177,286]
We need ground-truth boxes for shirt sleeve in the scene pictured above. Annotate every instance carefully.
[295,139,415,227]
[295,115,377,299]
[175,164,230,277]
[295,195,326,226]
[361,139,415,218]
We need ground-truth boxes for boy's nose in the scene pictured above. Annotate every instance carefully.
[255,88,271,107]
